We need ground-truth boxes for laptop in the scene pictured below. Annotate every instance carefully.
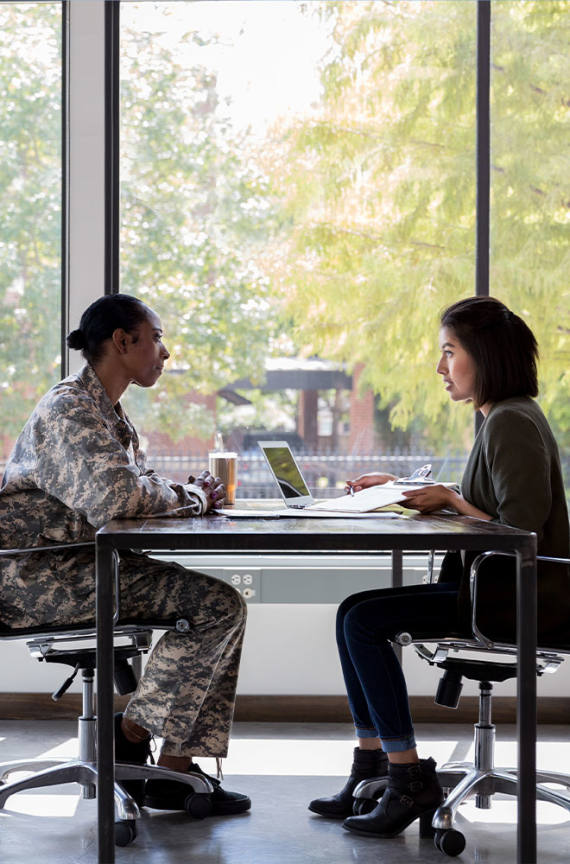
[257,440,417,514]
[258,441,326,508]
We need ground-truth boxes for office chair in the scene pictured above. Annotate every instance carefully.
[353,550,570,857]
[0,543,214,847]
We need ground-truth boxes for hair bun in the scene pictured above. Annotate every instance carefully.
[66,328,86,350]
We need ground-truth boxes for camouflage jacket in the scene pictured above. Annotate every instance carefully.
[0,364,207,550]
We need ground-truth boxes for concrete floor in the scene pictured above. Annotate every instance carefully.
[0,720,569,863]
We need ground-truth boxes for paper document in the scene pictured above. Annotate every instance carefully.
[306,482,423,513]
[277,509,400,519]
[217,507,400,519]
[217,508,281,518]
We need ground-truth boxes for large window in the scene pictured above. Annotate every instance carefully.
[0,2,567,495]
[120,1,484,495]
[490,0,569,486]
[0,2,62,463]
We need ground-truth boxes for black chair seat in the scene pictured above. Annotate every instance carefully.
[434,655,518,684]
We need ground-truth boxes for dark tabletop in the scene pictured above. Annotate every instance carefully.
[97,505,534,554]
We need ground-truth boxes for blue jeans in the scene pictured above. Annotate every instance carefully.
[336,582,465,753]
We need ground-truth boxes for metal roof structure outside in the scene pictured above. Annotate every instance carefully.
[226,357,353,394]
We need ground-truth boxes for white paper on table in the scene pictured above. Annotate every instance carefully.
[305,483,415,513]
[217,506,401,519]
[217,508,282,518]
[277,509,400,519]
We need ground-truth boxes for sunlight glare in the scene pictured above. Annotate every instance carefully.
[6,793,80,818]
[201,737,462,776]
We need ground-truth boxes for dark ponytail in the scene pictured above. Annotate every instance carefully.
[66,294,150,364]
[66,329,87,351]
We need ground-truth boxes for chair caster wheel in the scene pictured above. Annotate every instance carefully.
[184,792,213,819]
[115,818,137,847]
[434,828,466,857]
[352,797,377,816]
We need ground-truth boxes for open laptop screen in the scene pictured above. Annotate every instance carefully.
[258,442,311,501]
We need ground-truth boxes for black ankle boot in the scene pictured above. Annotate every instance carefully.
[308,748,388,819]
[343,757,443,837]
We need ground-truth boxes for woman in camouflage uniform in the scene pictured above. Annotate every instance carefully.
[0,294,250,814]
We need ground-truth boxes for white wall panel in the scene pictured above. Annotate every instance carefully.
[67,0,106,372]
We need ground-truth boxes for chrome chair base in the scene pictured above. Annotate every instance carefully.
[434,764,570,830]
[0,759,213,821]
[0,627,213,839]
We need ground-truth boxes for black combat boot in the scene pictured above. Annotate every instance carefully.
[308,747,388,819]
[114,712,152,807]
[144,762,251,815]
[343,757,443,837]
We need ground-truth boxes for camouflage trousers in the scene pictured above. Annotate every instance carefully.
[0,549,247,758]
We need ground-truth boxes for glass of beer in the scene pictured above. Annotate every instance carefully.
[208,450,238,505]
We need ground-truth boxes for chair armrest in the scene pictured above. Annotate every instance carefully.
[0,542,95,557]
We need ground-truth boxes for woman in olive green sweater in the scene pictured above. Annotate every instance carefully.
[309,296,570,840]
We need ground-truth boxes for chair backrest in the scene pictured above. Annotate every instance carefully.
[399,550,570,705]
[469,551,570,651]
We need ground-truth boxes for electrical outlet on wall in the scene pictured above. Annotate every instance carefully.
[220,568,261,602]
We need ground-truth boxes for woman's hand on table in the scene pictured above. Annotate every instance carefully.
[345,472,397,494]
[401,485,492,520]
[400,484,456,513]
[188,470,226,511]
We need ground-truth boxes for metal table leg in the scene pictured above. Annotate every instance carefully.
[391,549,403,589]
[516,537,537,864]
[96,541,116,864]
